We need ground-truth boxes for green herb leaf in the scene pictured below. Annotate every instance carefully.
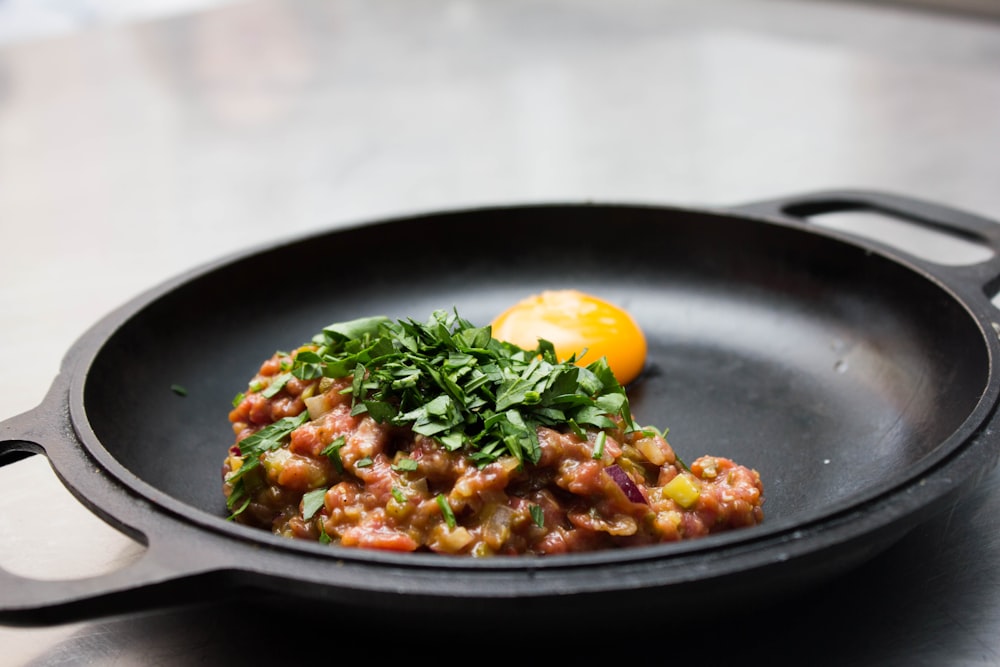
[279,309,642,467]
[291,350,325,380]
[591,431,607,459]
[436,494,457,529]
[321,435,346,473]
[530,504,545,528]
[262,372,292,398]
[302,488,327,520]
[321,315,391,343]
[392,458,418,472]
[226,412,309,512]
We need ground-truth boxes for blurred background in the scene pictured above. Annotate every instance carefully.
[1,0,999,46]
[1,0,1000,664]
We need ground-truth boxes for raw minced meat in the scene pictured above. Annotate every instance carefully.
[221,311,764,556]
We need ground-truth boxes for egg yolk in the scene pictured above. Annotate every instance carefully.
[490,289,648,385]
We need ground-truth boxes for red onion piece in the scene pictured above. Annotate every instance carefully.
[606,464,648,505]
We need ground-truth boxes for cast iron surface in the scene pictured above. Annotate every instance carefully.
[3,190,1000,626]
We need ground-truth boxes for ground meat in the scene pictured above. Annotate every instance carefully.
[223,349,765,556]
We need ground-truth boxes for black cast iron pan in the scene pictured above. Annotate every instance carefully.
[3,189,1000,627]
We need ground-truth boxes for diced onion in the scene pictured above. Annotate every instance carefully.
[635,437,667,466]
[483,504,516,549]
[435,525,474,552]
[304,394,331,420]
[606,464,648,505]
[262,448,292,474]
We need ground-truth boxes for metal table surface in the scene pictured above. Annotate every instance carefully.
[2,0,1000,664]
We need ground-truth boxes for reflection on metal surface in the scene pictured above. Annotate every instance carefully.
[852,0,1000,20]
[0,0,244,46]
[0,455,143,580]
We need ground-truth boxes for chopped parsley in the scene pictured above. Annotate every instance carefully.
[299,308,639,466]
[225,308,646,519]
[436,494,457,529]
[321,436,346,473]
[530,504,545,528]
[225,413,308,515]
[591,431,607,459]
[302,488,327,520]
[392,457,418,472]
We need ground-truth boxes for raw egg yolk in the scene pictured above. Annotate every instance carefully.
[490,289,648,385]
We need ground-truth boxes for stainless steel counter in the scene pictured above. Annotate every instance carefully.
[2,0,1000,663]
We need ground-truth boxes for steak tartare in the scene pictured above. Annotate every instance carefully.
[222,309,764,556]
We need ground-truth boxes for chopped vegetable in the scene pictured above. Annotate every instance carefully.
[291,309,641,467]
[591,431,607,459]
[221,306,766,552]
[225,413,309,514]
[392,457,418,472]
[606,463,647,505]
[436,494,457,529]
[302,488,327,520]
[530,504,545,528]
[663,474,701,508]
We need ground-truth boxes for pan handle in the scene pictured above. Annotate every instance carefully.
[730,189,1000,295]
[0,392,234,626]
[0,538,230,627]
